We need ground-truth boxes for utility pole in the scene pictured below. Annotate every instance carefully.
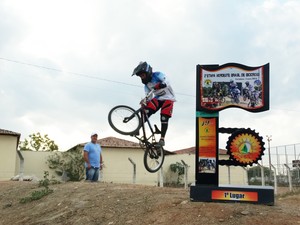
[266,135,272,183]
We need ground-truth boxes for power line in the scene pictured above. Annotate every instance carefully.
[0,57,141,88]
[0,57,195,97]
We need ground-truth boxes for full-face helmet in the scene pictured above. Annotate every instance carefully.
[132,61,153,84]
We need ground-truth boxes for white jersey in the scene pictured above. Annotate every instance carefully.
[145,72,176,101]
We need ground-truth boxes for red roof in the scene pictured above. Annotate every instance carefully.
[78,136,174,154]
[98,136,141,148]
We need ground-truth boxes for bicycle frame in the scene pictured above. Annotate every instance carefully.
[108,89,165,173]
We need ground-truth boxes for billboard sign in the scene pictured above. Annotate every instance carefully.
[197,63,269,112]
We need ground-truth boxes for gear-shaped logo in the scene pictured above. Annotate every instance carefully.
[226,128,265,166]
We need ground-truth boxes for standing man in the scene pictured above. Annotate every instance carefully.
[132,61,176,147]
[83,132,103,182]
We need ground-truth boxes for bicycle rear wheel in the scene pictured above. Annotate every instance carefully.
[143,144,165,173]
[108,105,142,135]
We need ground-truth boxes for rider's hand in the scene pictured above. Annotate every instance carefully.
[140,99,146,106]
[154,82,167,90]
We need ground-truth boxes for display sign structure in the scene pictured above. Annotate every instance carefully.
[190,63,274,205]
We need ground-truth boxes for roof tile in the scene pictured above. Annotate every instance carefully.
[0,129,21,137]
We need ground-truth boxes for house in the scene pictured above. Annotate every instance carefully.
[0,128,65,181]
[0,129,21,180]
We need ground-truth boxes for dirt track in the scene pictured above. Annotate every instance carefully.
[0,181,299,225]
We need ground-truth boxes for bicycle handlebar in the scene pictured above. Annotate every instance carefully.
[140,89,155,106]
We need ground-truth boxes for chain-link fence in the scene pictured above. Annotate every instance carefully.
[255,143,300,190]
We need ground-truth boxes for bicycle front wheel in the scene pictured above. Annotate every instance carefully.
[143,144,165,173]
[108,105,142,135]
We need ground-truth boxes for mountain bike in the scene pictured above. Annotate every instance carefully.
[108,90,165,173]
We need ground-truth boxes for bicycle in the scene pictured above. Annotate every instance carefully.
[108,90,165,173]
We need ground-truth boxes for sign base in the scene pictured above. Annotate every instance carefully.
[190,184,274,205]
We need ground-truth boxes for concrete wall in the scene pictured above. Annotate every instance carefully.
[1,143,247,186]
[0,135,18,180]
[19,151,59,180]
[97,147,158,186]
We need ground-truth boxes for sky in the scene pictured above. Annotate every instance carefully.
[1,0,300,153]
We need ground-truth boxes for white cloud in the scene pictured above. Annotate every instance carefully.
[0,0,300,154]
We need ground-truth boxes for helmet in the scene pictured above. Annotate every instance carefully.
[132,61,153,84]
[245,81,249,85]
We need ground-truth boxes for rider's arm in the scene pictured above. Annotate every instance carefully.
[144,85,151,94]
[153,72,167,90]
[154,82,167,90]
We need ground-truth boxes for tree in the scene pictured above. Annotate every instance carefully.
[19,132,59,151]
[46,146,85,181]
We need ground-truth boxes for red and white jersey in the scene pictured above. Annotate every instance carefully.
[144,72,176,102]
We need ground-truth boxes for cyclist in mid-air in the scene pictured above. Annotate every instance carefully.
[132,61,176,147]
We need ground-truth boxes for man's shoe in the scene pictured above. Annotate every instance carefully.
[158,139,165,147]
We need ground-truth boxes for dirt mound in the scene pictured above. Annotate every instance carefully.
[0,181,299,225]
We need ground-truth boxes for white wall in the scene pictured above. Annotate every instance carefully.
[101,147,158,186]
[20,151,58,180]
[3,144,247,186]
[0,136,18,180]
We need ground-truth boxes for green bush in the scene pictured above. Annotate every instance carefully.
[47,146,85,181]
[20,171,54,204]
[170,162,185,184]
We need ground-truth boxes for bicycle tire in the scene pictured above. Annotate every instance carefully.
[108,105,142,135]
[143,144,165,173]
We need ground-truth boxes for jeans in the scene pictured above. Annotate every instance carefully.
[86,167,100,182]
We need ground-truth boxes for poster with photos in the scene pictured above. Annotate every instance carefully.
[197,63,269,113]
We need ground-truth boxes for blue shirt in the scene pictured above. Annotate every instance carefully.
[84,142,102,168]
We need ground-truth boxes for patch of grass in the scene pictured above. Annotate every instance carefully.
[20,171,56,204]
[20,188,53,204]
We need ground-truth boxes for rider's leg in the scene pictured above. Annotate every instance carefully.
[159,115,169,146]
[145,98,159,117]
[159,100,174,146]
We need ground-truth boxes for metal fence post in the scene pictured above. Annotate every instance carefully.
[242,167,249,185]
[128,158,136,184]
[284,164,293,192]
[257,163,265,186]
[271,164,277,195]
[227,166,231,185]
[181,160,189,189]
[158,164,164,187]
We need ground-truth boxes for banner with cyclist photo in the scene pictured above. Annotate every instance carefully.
[198,117,217,174]
[196,63,270,113]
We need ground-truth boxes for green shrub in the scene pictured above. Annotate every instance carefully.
[20,171,54,204]
[47,146,85,181]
